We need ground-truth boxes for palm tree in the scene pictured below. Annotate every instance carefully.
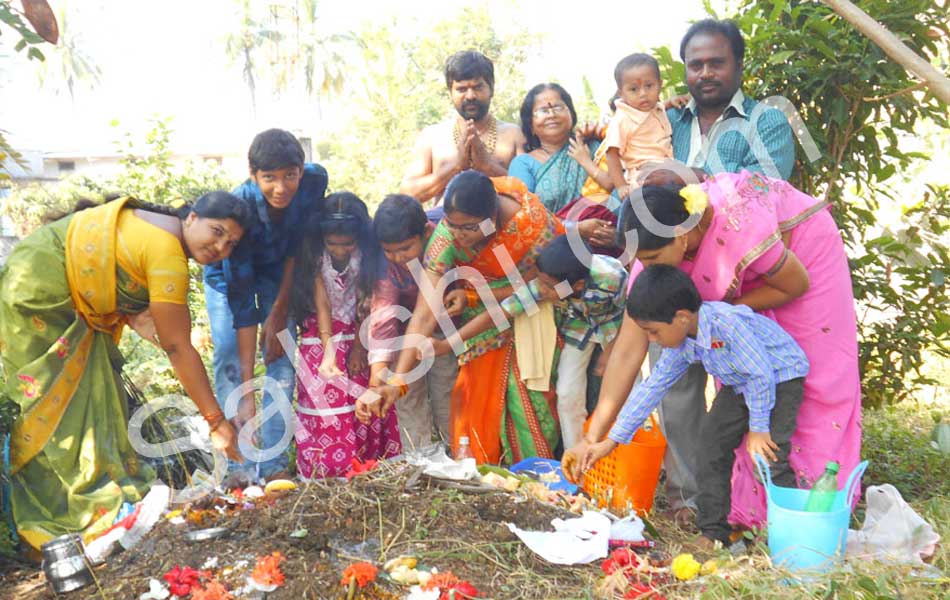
[296,0,361,100]
[224,0,281,116]
[36,2,100,105]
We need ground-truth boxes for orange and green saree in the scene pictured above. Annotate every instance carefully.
[424,177,564,464]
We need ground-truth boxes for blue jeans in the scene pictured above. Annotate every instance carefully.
[205,283,295,479]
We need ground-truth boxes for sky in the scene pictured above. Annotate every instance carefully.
[0,0,714,163]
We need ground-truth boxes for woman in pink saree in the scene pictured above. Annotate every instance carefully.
[568,170,861,532]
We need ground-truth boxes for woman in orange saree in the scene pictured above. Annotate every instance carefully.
[363,171,563,464]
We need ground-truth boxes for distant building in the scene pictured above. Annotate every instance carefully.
[5,148,244,184]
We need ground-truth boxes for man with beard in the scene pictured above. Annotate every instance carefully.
[646,19,795,186]
[401,51,525,203]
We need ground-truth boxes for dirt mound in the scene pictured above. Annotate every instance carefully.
[2,462,604,599]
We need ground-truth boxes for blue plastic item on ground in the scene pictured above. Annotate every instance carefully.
[754,454,868,572]
[509,457,578,494]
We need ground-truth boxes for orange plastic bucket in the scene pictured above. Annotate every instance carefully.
[582,415,666,515]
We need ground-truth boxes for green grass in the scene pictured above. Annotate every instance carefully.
[645,399,950,600]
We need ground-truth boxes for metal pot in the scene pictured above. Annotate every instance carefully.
[41,533,94,595]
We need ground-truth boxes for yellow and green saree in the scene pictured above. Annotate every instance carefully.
[0,198,159,550]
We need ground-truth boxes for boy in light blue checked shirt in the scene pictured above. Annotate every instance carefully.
[585,264,808,547]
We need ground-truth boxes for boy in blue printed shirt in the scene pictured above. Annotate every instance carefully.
[204,128,328,481]
[581,264,808,546]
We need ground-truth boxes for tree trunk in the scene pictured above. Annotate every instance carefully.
[821,0,950,104]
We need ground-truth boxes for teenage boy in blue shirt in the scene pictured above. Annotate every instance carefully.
[204,129,328,481]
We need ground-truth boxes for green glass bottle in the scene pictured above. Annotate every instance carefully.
[804,461,840,512]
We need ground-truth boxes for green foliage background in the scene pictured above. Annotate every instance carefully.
[320,8,538,204]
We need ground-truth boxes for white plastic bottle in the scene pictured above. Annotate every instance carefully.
[455,436,474,461]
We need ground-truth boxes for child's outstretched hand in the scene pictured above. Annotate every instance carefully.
[568,133,594,168]
[347,343,368,375]
[561,441,590,484]
[443,289,468,317]
[355,388,381,424]
[747,431,780,463]
[616,184,631,201]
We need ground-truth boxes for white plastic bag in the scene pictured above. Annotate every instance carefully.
[846,484,940,563]
[507,511,610,564]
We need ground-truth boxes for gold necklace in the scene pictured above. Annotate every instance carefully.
[453,115,497,166]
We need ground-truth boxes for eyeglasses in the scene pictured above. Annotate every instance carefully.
[533,104,569,119]
[444,217,490,233]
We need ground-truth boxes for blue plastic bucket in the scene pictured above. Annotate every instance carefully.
[754,454,868,572]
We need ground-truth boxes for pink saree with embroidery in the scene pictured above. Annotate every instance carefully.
[630,171,862,528]
[690,171,862,527]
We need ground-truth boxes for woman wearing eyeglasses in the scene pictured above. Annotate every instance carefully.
[508,83,620,252]
[367,170,564,464]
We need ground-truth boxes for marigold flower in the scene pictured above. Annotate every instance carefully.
[340,561,378,588]
[250,552,286,587]
[671,553,701,581]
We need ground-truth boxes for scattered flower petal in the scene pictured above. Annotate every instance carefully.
[139,578,170,600]
[344,458,378,480]
[191,580,233,600]
[162,565,202,597]
[250,552,286,588]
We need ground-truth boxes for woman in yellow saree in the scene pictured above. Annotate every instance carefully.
[0,192,249,550]
[364,171,563,464]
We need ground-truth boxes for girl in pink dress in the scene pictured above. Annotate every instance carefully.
[291,192,401,478]
[607,171,861,533]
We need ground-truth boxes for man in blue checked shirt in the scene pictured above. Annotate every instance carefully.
[649,19,795,186]
[203,129,328,481]
[578,265,808,548]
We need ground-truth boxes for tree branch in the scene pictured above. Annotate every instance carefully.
[862,81,929,102]
[821,0,950,104]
